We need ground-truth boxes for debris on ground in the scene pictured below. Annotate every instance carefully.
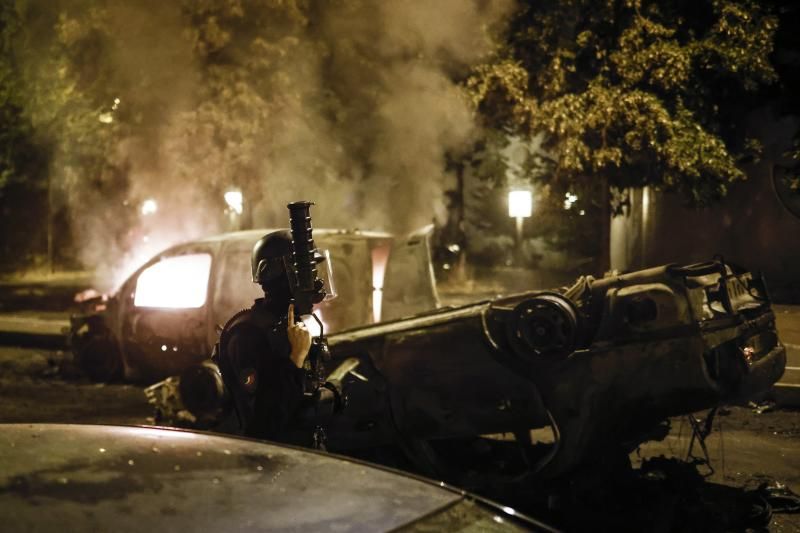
[748,478,800,514]
[749,400,778,415]
[0,347,68,378]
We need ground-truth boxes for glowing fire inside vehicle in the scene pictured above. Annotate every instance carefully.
[303,312,329,338]
[134,254,212,309]
[371,244,391,323]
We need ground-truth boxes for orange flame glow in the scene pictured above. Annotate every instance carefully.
[371,243,391,323]
[134,253,212,308]
[302,311,329,338]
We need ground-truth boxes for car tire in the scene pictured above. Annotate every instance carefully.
[75,334,124,382]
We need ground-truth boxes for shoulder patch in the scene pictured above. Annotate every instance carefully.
[240,367,258,393]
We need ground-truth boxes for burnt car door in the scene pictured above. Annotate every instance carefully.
[381,225,440,322]
[312,235,377,332]
[210,242,263,337]
[117,244,216,381]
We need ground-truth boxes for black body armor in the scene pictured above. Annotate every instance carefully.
[215,299,305,441]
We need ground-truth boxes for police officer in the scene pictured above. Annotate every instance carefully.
[215,230,314,441]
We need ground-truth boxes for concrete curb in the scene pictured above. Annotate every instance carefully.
[774,383,800,407]
[0,284,87,312]
[0,313,70,349]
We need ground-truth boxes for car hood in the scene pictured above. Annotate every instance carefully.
[0,424,465,532]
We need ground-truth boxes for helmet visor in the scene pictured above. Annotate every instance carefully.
[317,249,337,301]
[252,255,288,284]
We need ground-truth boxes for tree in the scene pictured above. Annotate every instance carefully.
[0,2,40,197]
[768,0,800,196]
[4,0,507,273]
[467,0,780,205]
[0,3,51,270]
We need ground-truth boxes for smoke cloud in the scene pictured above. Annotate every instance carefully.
[16,0,512,274]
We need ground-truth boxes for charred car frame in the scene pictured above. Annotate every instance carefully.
[315,260,785,481]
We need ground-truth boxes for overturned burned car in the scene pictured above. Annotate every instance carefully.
[70,227,438,382]
[315,260,785,481]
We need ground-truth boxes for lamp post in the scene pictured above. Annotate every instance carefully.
[141,198,158,216]
[508,189,532,247]
[224,190,244,231]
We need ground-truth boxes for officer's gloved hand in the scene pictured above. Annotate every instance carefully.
[287,304,312,368]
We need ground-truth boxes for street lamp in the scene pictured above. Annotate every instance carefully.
[223,190,244,231]
[508,189,533,247]
[141,198,158,216]
[224,190,244,215]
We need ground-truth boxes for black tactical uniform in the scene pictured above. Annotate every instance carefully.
[215,230,308,441]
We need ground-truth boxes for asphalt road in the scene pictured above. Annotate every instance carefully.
[0,346,150,425]
[0,343,798,531]
[635,407,800,532]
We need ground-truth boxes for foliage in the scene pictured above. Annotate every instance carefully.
[772,1,800,195]
[171,0,311,192]
[0,0,317,266]
[0,3,37,195]
[467,0,780,205]
[459,130,603,270]
[3,0,504,250]
[1,0,314,199]
[459,130,515,264]
[0,0,793,271]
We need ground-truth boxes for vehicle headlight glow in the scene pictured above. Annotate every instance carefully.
[134,253,212,309]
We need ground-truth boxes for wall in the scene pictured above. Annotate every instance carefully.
[611,164,800,301]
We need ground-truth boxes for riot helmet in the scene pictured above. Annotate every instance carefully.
[251,229,338,304]
[251,230,293,285]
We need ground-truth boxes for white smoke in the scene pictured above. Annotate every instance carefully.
[18,0,513,273]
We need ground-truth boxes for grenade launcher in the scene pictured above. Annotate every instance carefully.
[287,201,332,396]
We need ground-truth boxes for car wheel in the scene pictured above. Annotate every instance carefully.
[75,334,123,382]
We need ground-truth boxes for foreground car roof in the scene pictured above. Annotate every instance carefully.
[0,424,543,532]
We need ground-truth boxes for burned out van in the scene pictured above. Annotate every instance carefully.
[70,227,439,382]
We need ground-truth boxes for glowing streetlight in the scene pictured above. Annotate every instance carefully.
[508,189,533,248]
[224,190,244,215]
[141,198,158,216]
[98,98,120,124]
[563,192,578,210]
